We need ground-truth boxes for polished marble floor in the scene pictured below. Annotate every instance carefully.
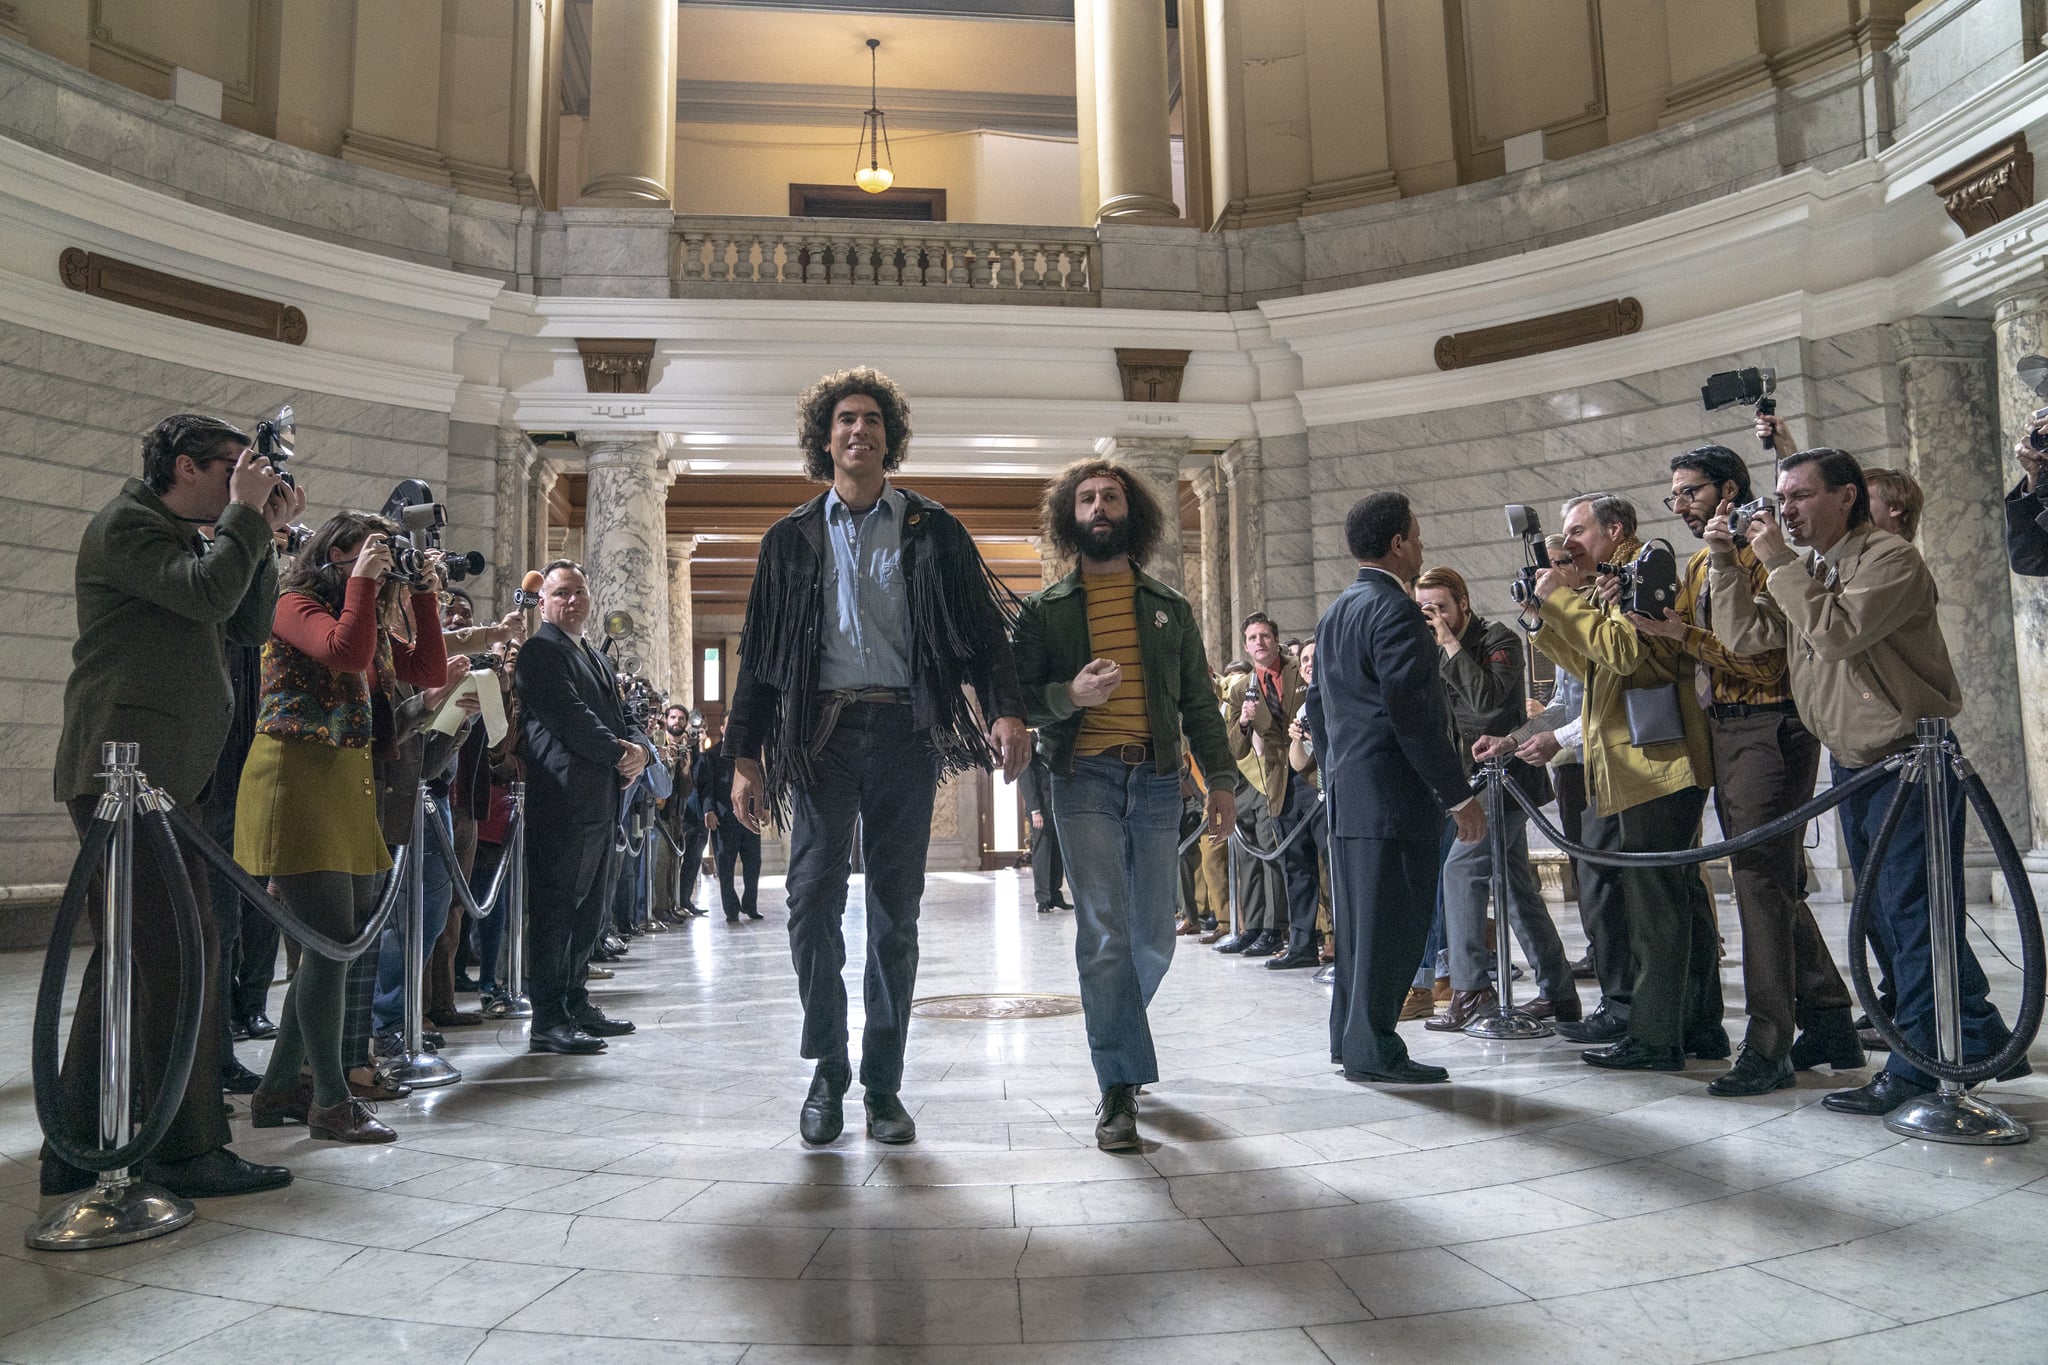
[3,871,2047,1363]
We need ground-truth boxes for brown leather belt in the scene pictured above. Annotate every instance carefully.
[1097,743,1152,765]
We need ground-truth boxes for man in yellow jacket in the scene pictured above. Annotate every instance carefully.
[1484,493,1722,1072]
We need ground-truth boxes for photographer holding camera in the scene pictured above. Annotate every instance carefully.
[1622,438,1863,1095]
[1709,438,2016,1119]
[2004,412,2048,575]
[1487,493,1721,1073]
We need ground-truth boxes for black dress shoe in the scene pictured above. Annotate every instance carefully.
[1343,1059,1450,1084]
[1822,1069,1930,1116]
[40,1158,93,1196]
[801,1073,846,1145]
[1037,903,1055,914]
[240,1012,278,1041]
[529,1023,607,1055]
[1555,1006,1627,1044]
[1582,1037,1685,1071]
[1214,931,1257,954]
[1684,1025,1732,1061]
[575,1010,636,1037]
[589,945,622,963]
[1241,930,1286,958]
[1706,1047,1795,1096]
[864,1091,917,1144]
[1997,1056,2034,1082]
[221,1057,263,1096]
[1265,947,1320,970]
[744,908,764,921]
[1790,1012,1867,1071]
[142,1147,292,1199]
[454,971,482,992]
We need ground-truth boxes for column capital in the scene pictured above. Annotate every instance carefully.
[666,534,698,560]
[576,430,669,462]
[1217,438,1261,483]
[1889,315,1996,362]
[1993,282,2048,323]
[495,427,538,465]
[1188,462,1218,503]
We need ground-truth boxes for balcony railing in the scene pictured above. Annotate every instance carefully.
[673,216,1100,304]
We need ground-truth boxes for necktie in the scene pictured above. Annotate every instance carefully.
[1693,579,1715,711]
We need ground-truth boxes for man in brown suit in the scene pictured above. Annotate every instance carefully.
[1223,612,1322,963]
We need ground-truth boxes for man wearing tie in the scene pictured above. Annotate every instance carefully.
[1308,492,1486,1084]
[514,560,646,1055]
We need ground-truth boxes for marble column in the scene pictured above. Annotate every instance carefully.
[579,432,674,694]
[1103,435,1188,592]
[1037,535,1069,587]
[1991,290,2048,898]
[667,537,696,707]
[492,428,536,614]
[1219,439,1266,645]
[579,0,677,205]
[1181,528,1203,620]
[1893,316,2028,900]
[1081,0,1178,223]
[531,458,564,579]
[1191,462,1230,669]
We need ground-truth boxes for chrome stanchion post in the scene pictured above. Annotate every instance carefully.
[1465,757,1552,1040]
[1885,719,2027,1144]
[383,792,461,1089]
[503,782,533,1018]
[1226,835,1243,941]
[636,810,662,933]
[28,742,194,1251]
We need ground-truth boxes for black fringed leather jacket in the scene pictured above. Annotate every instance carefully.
[722,487,1024,814]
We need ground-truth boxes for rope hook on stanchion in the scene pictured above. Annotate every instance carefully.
[1463,759,1552,1041]
[379,792,461,1090]
[27,743,199,1252]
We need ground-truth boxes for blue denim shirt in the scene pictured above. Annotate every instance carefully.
[817,483,912,691]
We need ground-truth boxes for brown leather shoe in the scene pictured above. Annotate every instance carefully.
[1523,993,1584,1023]
[427,1008,484,1028]
[1199,926,1227,944]
[1398,987,1435,1021]
[308,1096,397,1144]
[250,1083,311,1129]
[1431,975,1453,1005]
[1176,919,1200,937]
[347,1066,413,1102]
[1425,987,1497,1031]
[1319,938,1336,964]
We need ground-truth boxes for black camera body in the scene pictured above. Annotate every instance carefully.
[378,478,486,586]
[1598,540,1681,617]
[1701,366,1780,450]
[1505,503,1546,605]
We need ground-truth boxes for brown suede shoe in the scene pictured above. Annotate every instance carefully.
[308,1096,397,1144]
[1431,975,1453,1005]
[1522,993,1584,1023]
[1425,987,1498,1032]
[1398,987,1436,1021]
[1198,926,1227,944]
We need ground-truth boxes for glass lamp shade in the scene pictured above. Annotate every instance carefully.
[855,163,894,194]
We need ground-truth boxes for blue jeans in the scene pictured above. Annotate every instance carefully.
[1052,755,1183,1090]
[470,841,507,994]
[372,796,455,1035]
[1835,758,2009,1088]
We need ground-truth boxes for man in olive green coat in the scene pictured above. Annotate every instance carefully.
[43,414,296,1200]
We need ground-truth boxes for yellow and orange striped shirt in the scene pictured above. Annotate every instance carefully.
[1075,568,1151,754]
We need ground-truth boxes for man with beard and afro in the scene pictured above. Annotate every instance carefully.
[1011,460,1236,1150]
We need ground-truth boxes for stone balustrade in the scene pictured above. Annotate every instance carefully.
[673,217,1100,304]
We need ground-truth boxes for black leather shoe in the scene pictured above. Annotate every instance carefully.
[1265,947,1320,970]
[1555,1006,1627,1044]
[1790,1012,1867,1071]
[574,1010,636,1038]
[589,945,622,963]
[1343,1059,1450,1084]
[1998,1056,2034,1082]
[1582,1037,1684,1071]
[800,1074,846,1145]
[529,1023,607,1055]
[864,1091,917,1144]
[1095,1084,1140,1150]
[1684,1025,1732,1061]
[143,1148,291,1199]
[1214,931,1257,954]
[1706,1047,1795,1096]
[40,1158,93,1196]
[1821,1069,1930,1116]
[1241,930,1286,958]
[239,1012,277,1041]
[744,908,764,921]
[1854,1013,1890,1052]
[221,1056,264,1096]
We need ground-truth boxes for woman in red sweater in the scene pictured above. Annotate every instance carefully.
[236,511,447,1143]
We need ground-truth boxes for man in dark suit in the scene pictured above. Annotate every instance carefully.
[694,715,762,922]
[514,559,645,1055]
[1307,492,1486,1084]
[1016,750,1067,913]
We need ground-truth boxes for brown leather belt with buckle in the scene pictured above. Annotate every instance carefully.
[1110,743,1152,765]
[834,688,910,705]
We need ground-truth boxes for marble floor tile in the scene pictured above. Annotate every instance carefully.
[1204,1184,1606,1264]
[1521,1155,1745,1218]
[1743,1289,2048,1363]
[1141,1132,1329,1177]
[0,1284,265,1365]
[669,1179,1016,1229]
[145,1304,486,1363]
[1326,1245,1527,1319]
[1010,1176,1184,1227]
[190,1176,498,1251]
[802,1227,1030,1280]
[734,1327,1334,1364]
[1160,1166,1353,1218]
[468,1331,746,1365]
[1018,1260,1367,1341]
[0,1254,130,1333]
[410,1206,829,1278]
[1015,1219,1239,1278]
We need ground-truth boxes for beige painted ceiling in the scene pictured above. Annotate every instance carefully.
[672,7,1076,96]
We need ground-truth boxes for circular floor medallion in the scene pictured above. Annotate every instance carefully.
[910,992,1084,1019]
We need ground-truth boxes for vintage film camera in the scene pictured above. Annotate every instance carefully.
[1700,367,1780,450]
[1730,496,1777,540]
[1598,540,1681,616]
[252,404,315,553]
[378,477,487,586]
[1505,503,1548,605]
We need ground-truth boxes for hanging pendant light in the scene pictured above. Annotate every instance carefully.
[854,38,895,194]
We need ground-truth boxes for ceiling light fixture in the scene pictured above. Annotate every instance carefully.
[854,38,894,194]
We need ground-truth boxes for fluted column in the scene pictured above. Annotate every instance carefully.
[1103,435,1187,592]
[1191,462,1229,670]
[579,0,677,205]
[1893,316,2026,900]
[1079,0,1178,223]
[667,537,696,706]
[1219,439,1265,641]
[579,432,674,693]
[492,428,536,614]
[531,457,565,580]
[1992,290,2048,899]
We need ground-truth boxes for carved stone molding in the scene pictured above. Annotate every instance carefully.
[576,338,657,394]
[1434,297,1641,371]
[58,247,306,344]
[1934,134,2034,238]
[1115,347,1190,403]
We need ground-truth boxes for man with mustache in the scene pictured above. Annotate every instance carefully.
[1012,460,1235,1148]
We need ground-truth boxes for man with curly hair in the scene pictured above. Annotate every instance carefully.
[726,367,1030,1146]
[1011,460,1236,1148]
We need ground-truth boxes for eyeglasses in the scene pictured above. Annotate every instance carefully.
[1663,482,1716,512]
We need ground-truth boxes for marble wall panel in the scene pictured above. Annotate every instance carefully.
[1891,0,2039,136]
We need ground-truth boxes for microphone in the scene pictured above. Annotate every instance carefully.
[514,569,543,609]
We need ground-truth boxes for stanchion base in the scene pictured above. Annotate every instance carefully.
[1464,1007,1555,1041]
[26,1178,194,1251]
[1311,965,1335,986]
[383,1052,462,1089]
[640,919,668,934]
[501,994,533,1019]
[1885,1091,2029,1146]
